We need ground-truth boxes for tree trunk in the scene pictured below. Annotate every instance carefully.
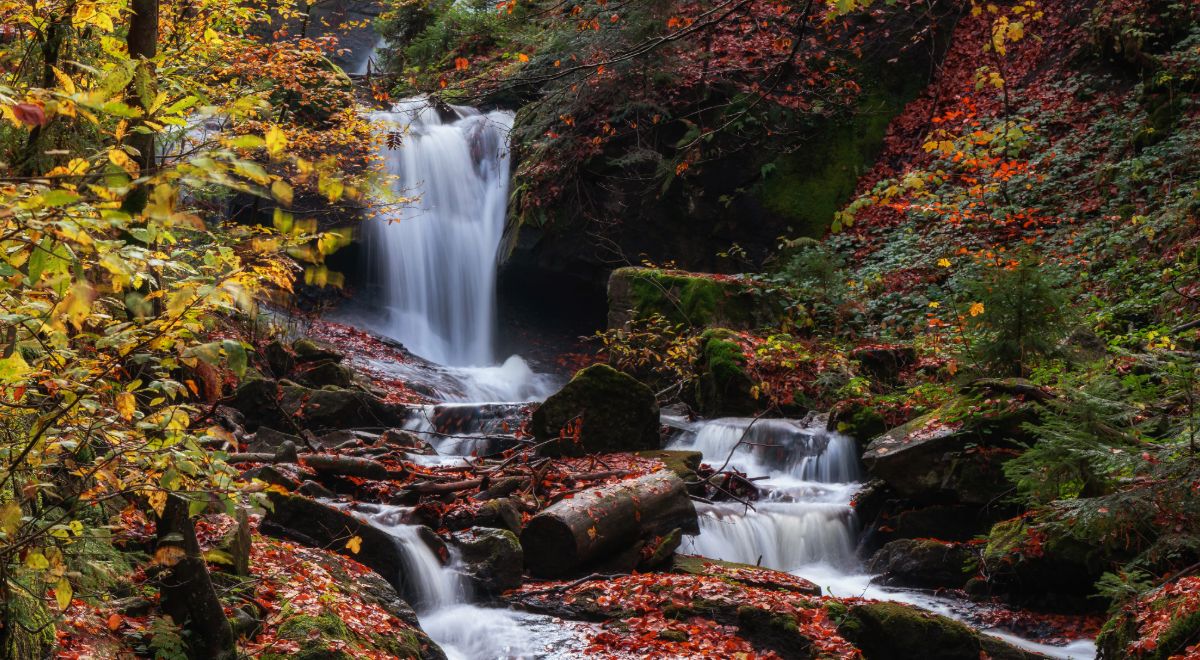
[155,495,236,660]
[521,471,698,578]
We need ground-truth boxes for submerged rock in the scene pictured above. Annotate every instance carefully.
[531,364,661,457]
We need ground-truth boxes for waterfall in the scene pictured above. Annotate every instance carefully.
[367,98,513,367]
[669,417,862,570]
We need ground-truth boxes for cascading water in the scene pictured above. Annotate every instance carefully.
[367,98,512,368]
[668,417,862,571]
[351,503,591,660]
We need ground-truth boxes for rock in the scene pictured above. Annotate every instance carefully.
[835,601,1042,660]
[380,428,437,454]
[293,338,344,363]
[445,497,523,534]
[636,449,703,483]
[861,388,1042,505]
[247,426,304,454]
[890,503,1015,542]
[261,340,295,377]
[296,480,336,499]
[261,494,437,595]
[241,464,304,491]
[230,378,407,432]
[827,400,889,450]
[851,344,916,382]
[1096,575,1200,660]
[531,364,661,457]
[450,527,523,595]
[979,517,1109,611]
[672,555,822,596]
[867,538,975,589]
[693,328,758,417]
[296,360,354,388]
[606,267,785,331]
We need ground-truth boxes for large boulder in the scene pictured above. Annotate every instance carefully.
[230,378,407,432]
[861,380,1046,505]
[531,364,661,457]
[261,495,442,596]
[979,517,1111,611]
[450,527,523,595]
[867,538,975,589]
[1096,575,1200,659]
[834,601,1041,660]
[607,267,786,330]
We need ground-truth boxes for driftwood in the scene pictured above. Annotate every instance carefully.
[521,471,699,578]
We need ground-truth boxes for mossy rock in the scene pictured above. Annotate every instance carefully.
[1097,585,1200,659]
[277,612,356,660]
[837,601,1038,660]
[4,582,55,659]
[607,267,785,331]
[981,517,1109,610]
[671,555,821,596]
[451,527,523,594]
[866,538,975,589]
[694,328,759,417]
[636,449,703,482]
[827,400,888,450]
[531,364,661,457]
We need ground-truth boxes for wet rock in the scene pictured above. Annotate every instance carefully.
[241,464,304,491]
[827,400,889,450]
[834,601,1042,660]
[451,527,523,595]
[671,555,822,597]
[296,480,336,499]
[867,538,975,589]
[891,503,1015,542]
[262,494,427,594]
[636,449,703,484]
[531,364,661,457]
[262,340,295,377]
[379,428,437,454]
[445,497,523,534]
[293,338,344,363]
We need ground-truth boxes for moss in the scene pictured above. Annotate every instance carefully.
[277,612,356,660]
[611,267,782,330]
[374,629,425,659]
[657,629,690,642]
[695,328,758,416]
[837,601,983,660]
[1153,608,1200,659]
[628,270,728,327]
[753,83,921,237]
[531,363,660,457]
[4,582,55,659]
[635,450,703,481]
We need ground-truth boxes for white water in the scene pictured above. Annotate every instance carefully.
[669,416,1095,659]
[367,98,512,368]
[354,503,591,659]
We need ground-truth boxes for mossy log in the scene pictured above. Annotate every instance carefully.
[521,471,699,578]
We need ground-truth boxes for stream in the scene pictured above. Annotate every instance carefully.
[336,96,1097,658]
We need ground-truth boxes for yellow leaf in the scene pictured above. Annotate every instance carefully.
[116,391,135,421]
[265,126,287,159]
[0,502,22,537]
[271,179,293,206]
[55,578,72,610]
[517,53,530,63]
[345,535,362,554]
[0,353,30,385]
[108,148,138,176]
[937,258,952,267]
[25,550,49,570]
[969,302,985,317]
[586,526,597,540]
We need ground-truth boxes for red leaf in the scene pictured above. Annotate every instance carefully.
[12,103,46,127]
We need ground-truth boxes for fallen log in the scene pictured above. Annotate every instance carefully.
[521,470,699,578]
[302,454,396,481]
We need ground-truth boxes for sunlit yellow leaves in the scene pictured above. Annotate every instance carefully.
[345,535,363,553]
[54,578,72,610]
[937,258,952,268]
[265,125,287,159]
[969,302,986,317]
[116,391,136,421]
[0,502,22,538]
[108,147,139,176]
[271,179,293,206]
[517,53,530,63]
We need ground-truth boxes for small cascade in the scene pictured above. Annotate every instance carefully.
[366,98,513,367]
[669,417,862,571]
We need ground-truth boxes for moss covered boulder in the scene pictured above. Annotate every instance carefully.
[531,364,661,457]
[607,267,787,331]
[835,601,1040,660]
[1097,575,1200,659]
[861,381,1044,505]
[693,328,759,416]
[980,516,1111,611]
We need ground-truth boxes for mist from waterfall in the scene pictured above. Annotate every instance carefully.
[366,98,513,368]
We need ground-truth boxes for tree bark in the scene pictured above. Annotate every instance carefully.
[521,471,698,578]
[155,495,235,660]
